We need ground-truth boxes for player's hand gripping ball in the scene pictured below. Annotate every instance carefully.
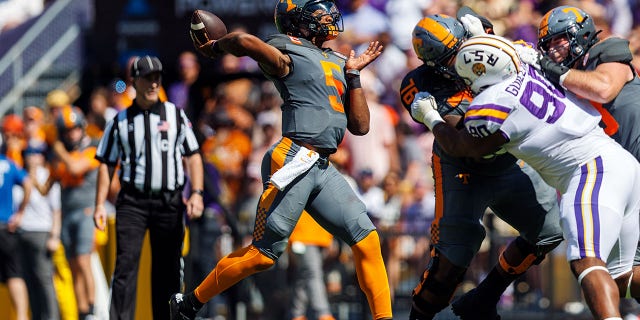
[190,9,227,59]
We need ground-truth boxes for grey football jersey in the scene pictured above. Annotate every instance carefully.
[581,37,640,159]
[264,34,349,153]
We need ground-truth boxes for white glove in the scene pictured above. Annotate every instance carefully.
[460,14,485,37]
[411,91,444,131]
[515,44,541,70]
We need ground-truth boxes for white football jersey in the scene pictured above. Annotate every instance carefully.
[464,65,614,193]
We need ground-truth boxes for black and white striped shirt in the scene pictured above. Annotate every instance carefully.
[95,101,200,192]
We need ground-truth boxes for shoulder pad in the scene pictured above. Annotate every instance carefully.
[584,38,632,66]
[265,34,314,51]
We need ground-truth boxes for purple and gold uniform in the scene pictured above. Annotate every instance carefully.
[464,63,640,280]
[399,64,563,269]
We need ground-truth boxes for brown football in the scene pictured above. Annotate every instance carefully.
[190,9,227,47]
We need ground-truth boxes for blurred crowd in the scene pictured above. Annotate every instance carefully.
[1,0,640,319]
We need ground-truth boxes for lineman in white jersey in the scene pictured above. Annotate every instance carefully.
[410,34,640,320]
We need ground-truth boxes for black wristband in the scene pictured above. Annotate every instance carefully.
[347,75,361,89]
[211,41,224,55]
[192,189,204,197]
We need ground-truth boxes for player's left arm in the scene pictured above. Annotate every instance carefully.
[411,91,507,159]
[432,122,507,160]
[562,61,633,103]
[344,41,383,135]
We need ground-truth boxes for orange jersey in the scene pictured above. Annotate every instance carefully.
[54,146,100,187]
[85,123,103,140]
[201,129,252,202]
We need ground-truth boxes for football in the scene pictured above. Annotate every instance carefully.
[190,9,227,48]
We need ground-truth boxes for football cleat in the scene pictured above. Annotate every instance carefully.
[451,288,501,320]
[408,294,435,320]
[169,293,199,320]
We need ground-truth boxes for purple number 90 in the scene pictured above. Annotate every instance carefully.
[519,81,566,124]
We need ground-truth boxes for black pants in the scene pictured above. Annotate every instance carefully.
[109,189,185,320]
[0,224,22,282]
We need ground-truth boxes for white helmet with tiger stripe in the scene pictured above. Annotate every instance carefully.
[454,34,522,94]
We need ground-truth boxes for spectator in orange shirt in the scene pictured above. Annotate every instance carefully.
[35,106,101,319]
[200,110,251,208]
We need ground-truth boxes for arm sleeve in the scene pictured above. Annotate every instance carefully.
[179,109,200,156]
[95,116,120,164]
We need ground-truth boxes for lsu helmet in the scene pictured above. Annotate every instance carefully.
[274,0,343,40]
[537,6,599,67]
[454,34,522,94]
[412,14,469,79]
[56,105,86,133]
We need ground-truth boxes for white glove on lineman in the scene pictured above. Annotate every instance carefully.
[460,14,485,37]
[515,44,542,70]
[411,91,444,131]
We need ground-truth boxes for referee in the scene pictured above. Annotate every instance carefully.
[93,55,204,320]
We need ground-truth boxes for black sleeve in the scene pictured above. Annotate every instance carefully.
[399,71,419,112]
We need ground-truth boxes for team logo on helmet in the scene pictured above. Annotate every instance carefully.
[412,14,469,86]
[539,6,586,39]
[472,63,486,77]
[537,6,599,67]
[274,0,343,40]
[56,105,86,133]
[455,34,521,94]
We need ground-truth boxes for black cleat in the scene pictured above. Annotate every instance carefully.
[408,296,435,320]
[451,288,501,320]
[169,293,200,320]
[409,306,431,320]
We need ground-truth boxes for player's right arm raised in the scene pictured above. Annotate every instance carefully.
[213,32,291,78]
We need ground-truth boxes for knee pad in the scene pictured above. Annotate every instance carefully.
[413,250,467,313]
[499,236,560,275]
